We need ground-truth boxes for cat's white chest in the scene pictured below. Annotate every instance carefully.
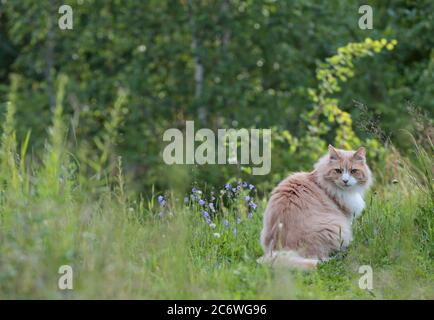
[339,191,365,218]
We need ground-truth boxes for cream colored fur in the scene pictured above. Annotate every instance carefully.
[258,145,372,270]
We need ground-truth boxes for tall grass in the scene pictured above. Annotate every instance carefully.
[0,77,432,299]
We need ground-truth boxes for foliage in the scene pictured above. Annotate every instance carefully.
[0,0,432,299]
[0,96,432,298]
[0,1,433,190]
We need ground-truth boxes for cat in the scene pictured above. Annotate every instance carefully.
[258,145,372,270]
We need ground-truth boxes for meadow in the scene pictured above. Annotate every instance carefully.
[1,1,433,299]
[0,79,432,299]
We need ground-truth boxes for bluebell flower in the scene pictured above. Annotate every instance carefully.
[198,199,205,206]
[206,217,212,224]
[192,187,198,193]
[225,183,231,190]
[249,201,257,210]
[209,202,216,212]
[184,197,189,203]
[231,188,237,193]
[202,211,210,219]
[242,182,248,188]
[244,195,250,201]
[157,195,166,206]
[236,185,241,191]
[248,184,255,190]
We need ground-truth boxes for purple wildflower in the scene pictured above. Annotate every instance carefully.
[242,182,248,188]
[157,195,166,206]
[232,188,237,193]
[248,184,255,190]
[184,197,189,203]
[202,211,210,219]
[198,199,205,206]
[225,183,231,190]
[244,195,251,201]
[209,202,215,212]
[249,201,257,210]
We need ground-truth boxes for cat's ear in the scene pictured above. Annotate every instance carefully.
[353,147,366,162]
[328,144,340,161]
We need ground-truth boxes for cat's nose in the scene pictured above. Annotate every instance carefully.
[342,178,349,184]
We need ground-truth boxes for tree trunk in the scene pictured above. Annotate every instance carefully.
[45,0,56,110]
[187,0,206,124]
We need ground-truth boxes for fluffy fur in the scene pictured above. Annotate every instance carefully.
[258,145,372,270]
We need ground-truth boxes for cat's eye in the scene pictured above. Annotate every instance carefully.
[334,169,342,174]
[351,169,358,174]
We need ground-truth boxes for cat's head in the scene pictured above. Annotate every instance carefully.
[315,145,372,191]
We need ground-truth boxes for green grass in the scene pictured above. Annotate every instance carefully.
[0,163,432,299]
[0,81,432,299]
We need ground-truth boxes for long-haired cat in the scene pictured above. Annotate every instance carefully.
[258,145,372,270]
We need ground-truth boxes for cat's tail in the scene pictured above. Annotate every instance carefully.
[257,250,318,271]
